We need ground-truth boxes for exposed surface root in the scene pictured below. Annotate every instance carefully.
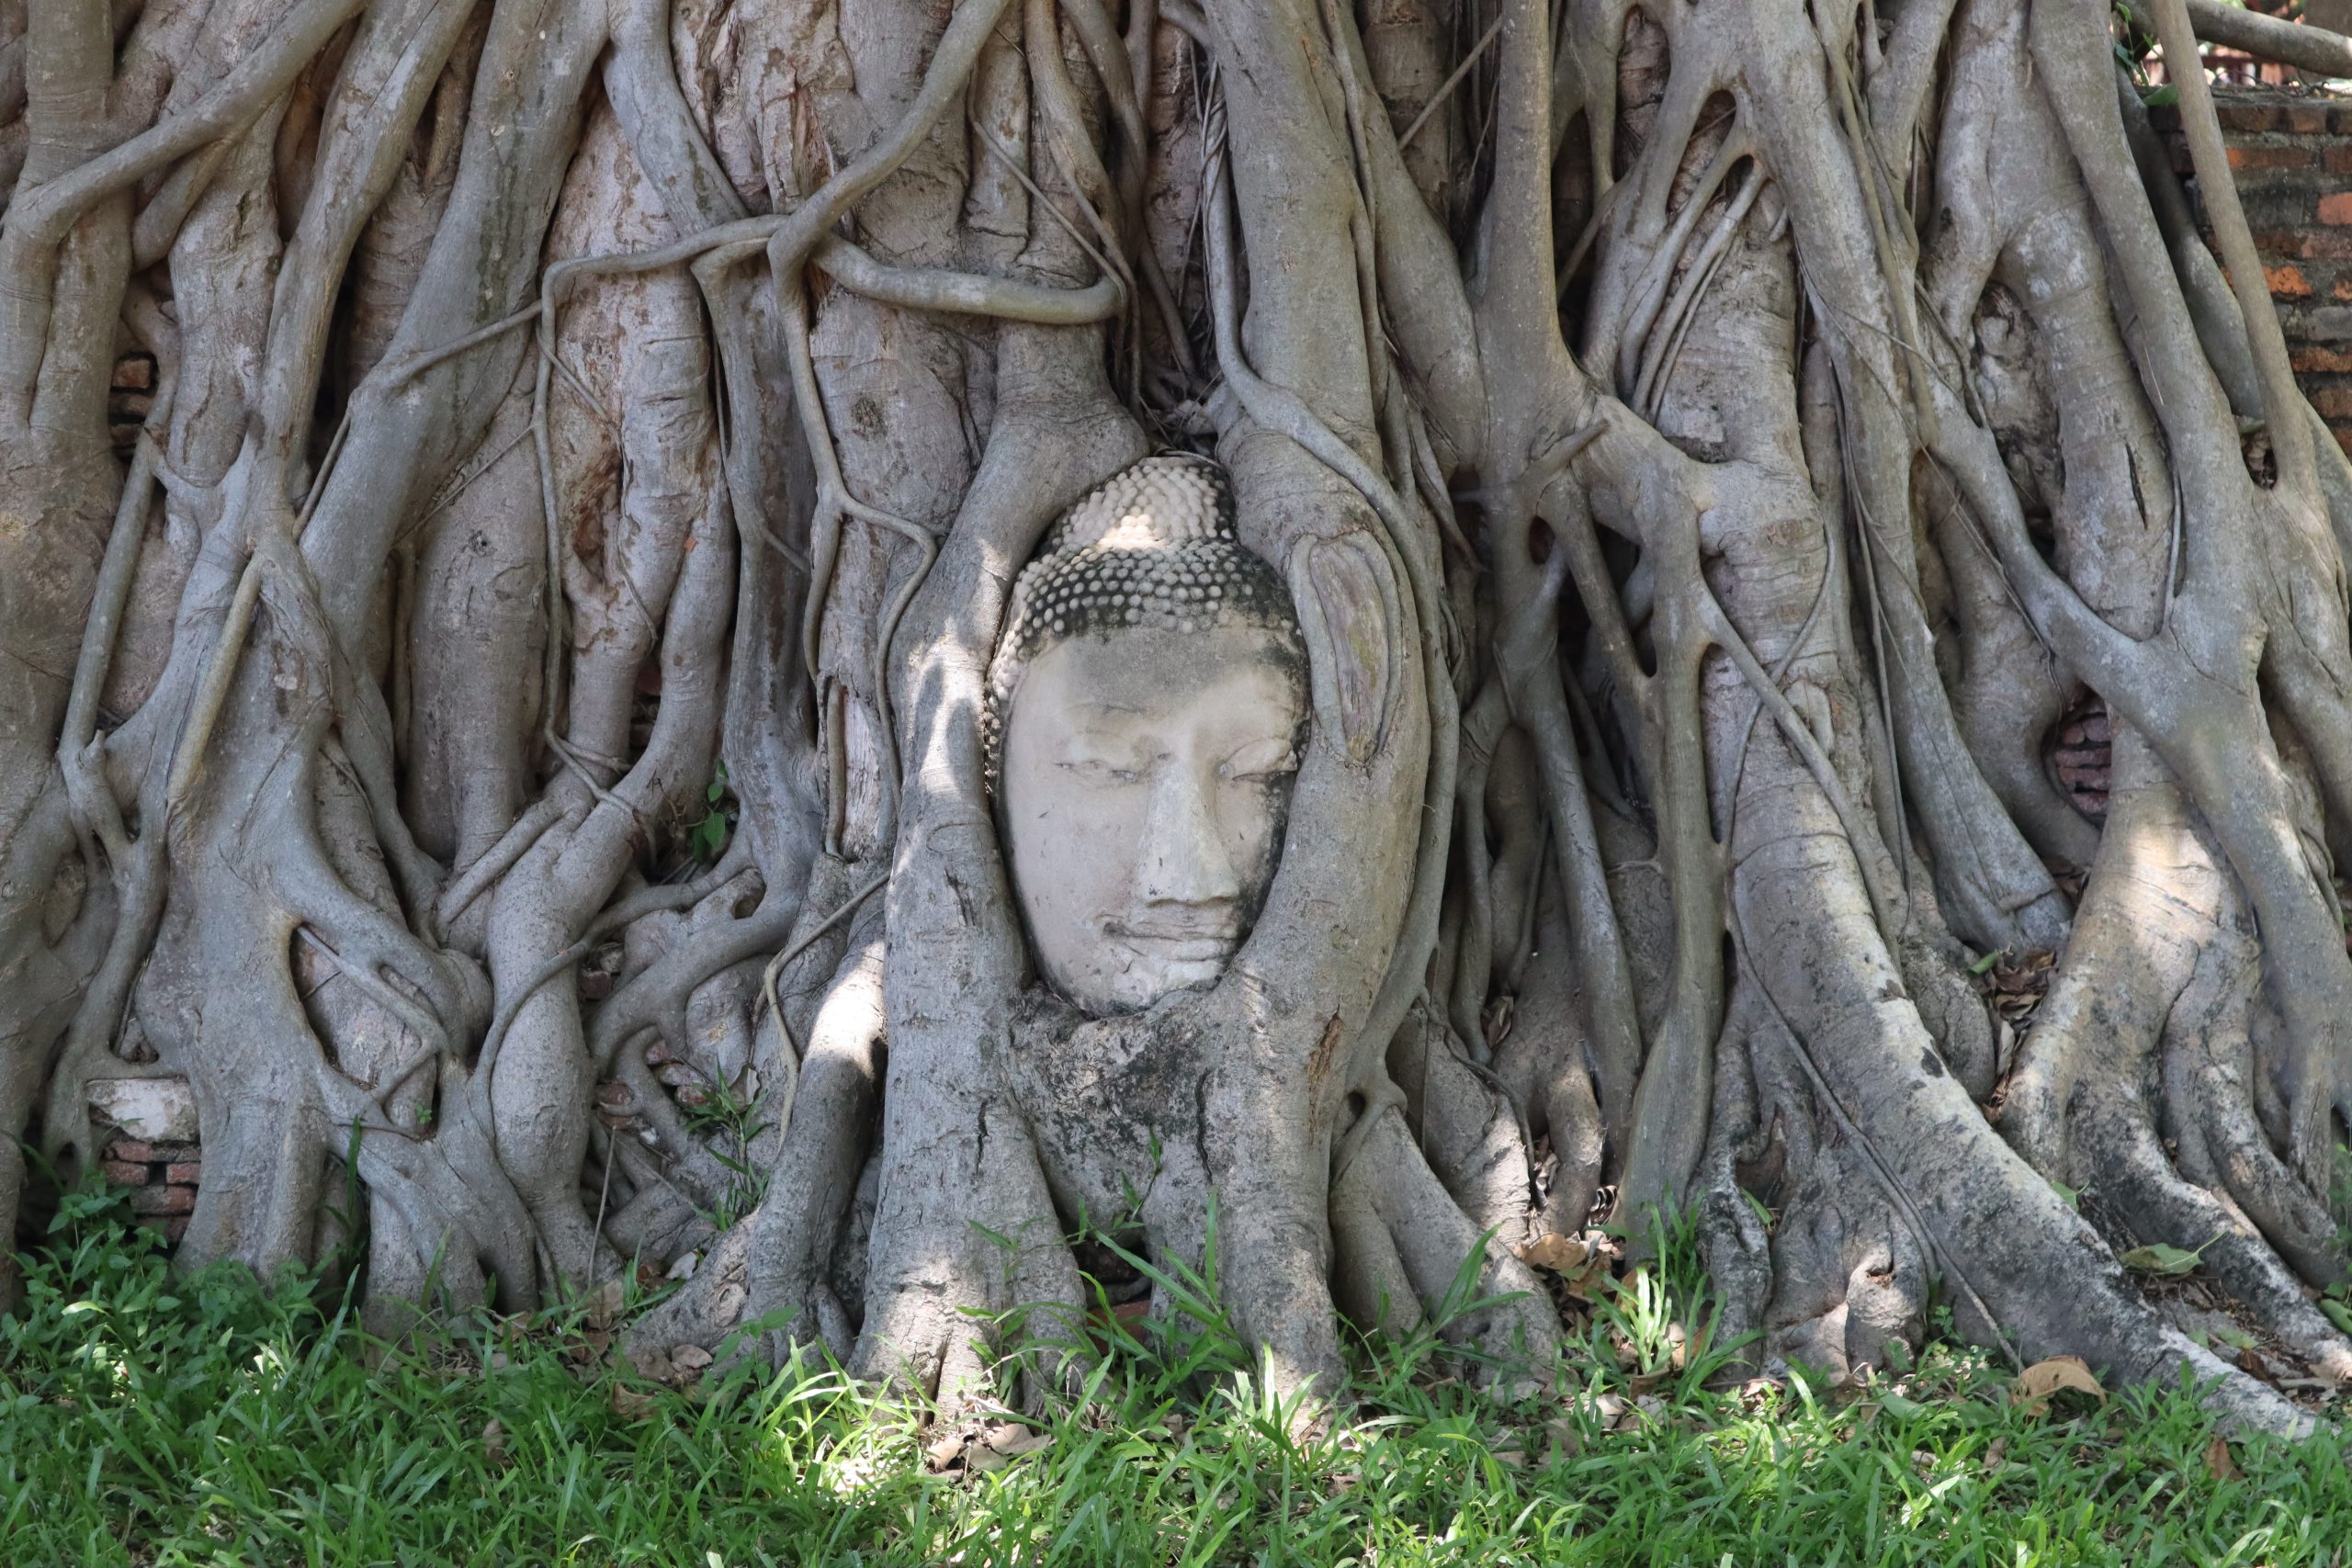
[6,0,2352,1443]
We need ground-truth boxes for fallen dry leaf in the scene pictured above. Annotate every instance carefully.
[2204,1434,2237,1482]
[670,1344,715,1375]
[481,1418,509,1472]
[609,1384,660,1419]
[2013,1355,2105,1416]
[584,1278,627,1331]
[965,1440,1019,1474]
[979,1421,1053,1460]
[1517,1233,1589,1274]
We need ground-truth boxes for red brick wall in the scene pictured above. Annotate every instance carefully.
[100,1136,198,1246]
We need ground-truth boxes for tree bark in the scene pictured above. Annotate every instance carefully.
[4,0,2348,1438]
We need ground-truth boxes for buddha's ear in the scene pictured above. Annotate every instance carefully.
[1287,530,1401,766]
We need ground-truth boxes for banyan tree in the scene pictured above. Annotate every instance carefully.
[6,0,2352,1436]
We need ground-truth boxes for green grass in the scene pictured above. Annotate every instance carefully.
[4,1185,2349,1567]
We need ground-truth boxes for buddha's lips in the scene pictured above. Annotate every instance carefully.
[1106,918,1239,964]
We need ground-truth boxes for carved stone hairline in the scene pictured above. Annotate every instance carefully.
[982,454,1306,793]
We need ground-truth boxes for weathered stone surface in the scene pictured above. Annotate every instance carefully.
[86,1077,198,1144]
[128,1185,196,1216]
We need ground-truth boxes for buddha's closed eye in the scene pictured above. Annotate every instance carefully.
[1057,753,1147,786]
[1219,738,1299,781]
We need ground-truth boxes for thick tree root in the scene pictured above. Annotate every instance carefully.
[10,0,2352,1450]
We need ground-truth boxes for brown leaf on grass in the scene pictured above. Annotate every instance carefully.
[2204,1434,2238,1481]
[670,1344,714,1375]
[988,1425,1053,1459]
[923,1431,967,1472]
[966,1421,1053,1473]
[609,1384,660,1419]
[2013,1355,2105,1416]
[1516,1233,1589,1274]
[583,1278,627,1331]
[481,1418,509,1472]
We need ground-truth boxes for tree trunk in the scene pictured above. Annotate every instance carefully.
[4,0,2347,1436]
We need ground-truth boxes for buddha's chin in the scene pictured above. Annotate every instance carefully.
[1101,944,1235,1012]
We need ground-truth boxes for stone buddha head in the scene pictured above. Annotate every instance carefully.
[989,456,1309,1018]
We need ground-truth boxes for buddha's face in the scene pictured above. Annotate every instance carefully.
[1001,624,1306,1016]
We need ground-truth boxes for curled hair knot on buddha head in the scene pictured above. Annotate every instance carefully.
[984,454,1306,792]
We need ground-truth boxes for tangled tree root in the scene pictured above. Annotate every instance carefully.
[4,0,2352,1441]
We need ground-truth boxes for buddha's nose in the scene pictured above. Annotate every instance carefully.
[1138,764,1240,908]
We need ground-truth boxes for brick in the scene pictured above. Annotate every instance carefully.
[2059,722,2087,746]
[2287,106,2334,136]
[100,1139,198,1164]
[2327,146,2352,175]
[2052,747,2109,769]
[2299,346,2352,372]
[2323,193,2352,226]
[128,1185,194,1216]
[2267,263,2312,298]
[2314,387,2352,419]
[110,355,153,391]
[2307,305,2352,340]
[2217,103,2284,133]
[164,1217,189,1246]
[2240,189,2320,237]
[2081,715,2111,744]
[2227,144,2307,171]
[165,1163,201,1184]
[97,1160,147,1186]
